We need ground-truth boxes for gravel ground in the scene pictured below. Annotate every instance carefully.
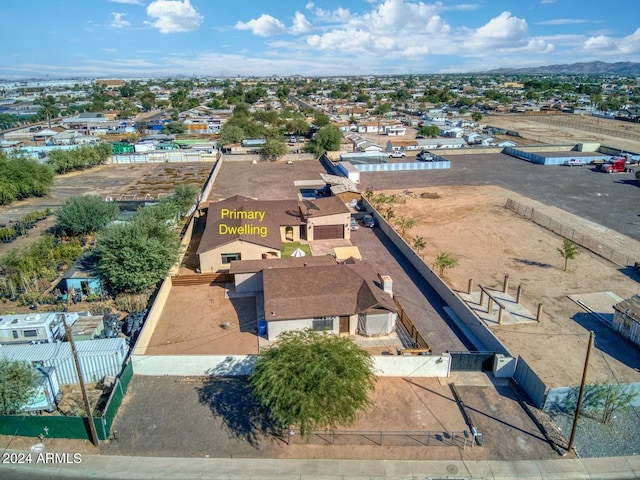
[549,407,640,458]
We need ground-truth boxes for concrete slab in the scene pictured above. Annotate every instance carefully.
[442,372,509,388]
[568,291,623,324]
[310,238,353,256]
[458,288,537,327]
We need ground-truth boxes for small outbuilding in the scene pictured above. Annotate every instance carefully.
[612,295,640,348]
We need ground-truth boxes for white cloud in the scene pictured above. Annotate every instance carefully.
[536,19,588,26]
[291,11,312,34]
[306,3,352,23]
[471,11,529,47]
[304,0,450,58]
[111,12,131,29]
[110,0,144,4]
[145,0,203,34]
[584,28,640,54]
[235,14,286,37]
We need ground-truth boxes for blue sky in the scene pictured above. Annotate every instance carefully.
[1,0,639,80]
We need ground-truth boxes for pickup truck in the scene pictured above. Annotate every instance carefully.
[388,151,406,158]
[564,158,585,166]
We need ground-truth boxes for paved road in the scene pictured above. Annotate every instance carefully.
[359,153,640,241]
[2,453,640,479]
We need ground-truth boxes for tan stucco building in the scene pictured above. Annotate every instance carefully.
[196,195,351,272]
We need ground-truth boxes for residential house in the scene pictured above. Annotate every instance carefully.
[299,196,351,241]
[229,256,397,340]
[417,138,466,149]
[386,124,406,136]
[196,195,351,272]
[196,195,299,272]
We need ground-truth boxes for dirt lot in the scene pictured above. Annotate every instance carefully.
[91,374,558,461]
[484,113,640,153]
[377,184,640,388]
[145,284,259,355]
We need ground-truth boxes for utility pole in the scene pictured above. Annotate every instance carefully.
[567,331,594,454]
[62,314,100,447]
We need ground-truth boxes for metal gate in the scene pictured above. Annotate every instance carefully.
[449,352,495,372]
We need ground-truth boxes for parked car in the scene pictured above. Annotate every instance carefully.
[417,151,434,161]
[350,217,359,230]
[388,151,406,158]
[565,158,585,166]
[362,215,375,228]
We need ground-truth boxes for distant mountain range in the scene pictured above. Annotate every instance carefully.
[486,61,640,76]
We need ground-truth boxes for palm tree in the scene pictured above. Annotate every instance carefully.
[35,95,59,128]
[558,238,579,272]
[433,252,459,276]
[413,235,426,258]
[395,216,417,236]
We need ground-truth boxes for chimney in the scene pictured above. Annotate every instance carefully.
[378,274,393,296]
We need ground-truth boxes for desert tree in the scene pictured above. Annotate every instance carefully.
[558,238,580,272]
[433,252,459,276]
[395,215,417,236]
[413,235,426,258]
[56,194,120,236]
[250,329,376,436]
[563,381,638,424]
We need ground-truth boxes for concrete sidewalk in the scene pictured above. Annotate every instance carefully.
[2,453,640,479]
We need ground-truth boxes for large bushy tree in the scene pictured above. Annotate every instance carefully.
[261,138,288,161]
[95,209,181,293]
[306,124,342,156]
[0,359,37,414]
[56,195,120,236]
[250,329,376,435]
[0,151,54,205]
[47,143,112,174]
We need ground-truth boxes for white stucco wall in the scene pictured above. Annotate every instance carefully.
[132,353,451,377]
[266,317,339,340]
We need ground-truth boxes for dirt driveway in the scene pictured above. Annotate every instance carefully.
[377,184,640,388]
[97,374,559,461]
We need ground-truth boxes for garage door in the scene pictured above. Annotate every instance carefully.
[314,224,344,240]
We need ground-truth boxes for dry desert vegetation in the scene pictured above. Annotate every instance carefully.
[377,184,640,388]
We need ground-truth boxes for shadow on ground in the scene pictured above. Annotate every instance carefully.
[571,312,640,372]
[197,376,277,447]
[512,258,553,269]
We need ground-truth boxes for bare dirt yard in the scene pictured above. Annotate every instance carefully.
[92,374,558,461]
[377,184,640,389]
[483,113,640,153]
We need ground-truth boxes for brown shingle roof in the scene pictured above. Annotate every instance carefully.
[299,196,350,220]
[262,262,396,321]
[196,195,302,254]
[229,255,337,274]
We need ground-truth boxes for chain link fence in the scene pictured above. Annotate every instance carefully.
[505,198,637,267]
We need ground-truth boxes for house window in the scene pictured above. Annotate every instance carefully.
[221,253,241,264]
[312,317,333,332]
[23,329,39,337]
